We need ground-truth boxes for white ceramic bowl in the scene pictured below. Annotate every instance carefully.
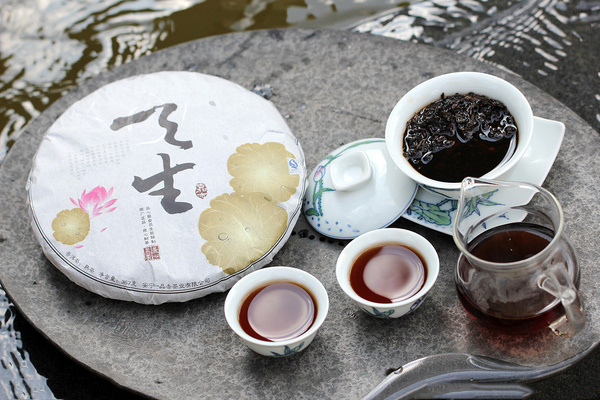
[385,71,534,198]
[335,228,439,318]
[224,266,329,357]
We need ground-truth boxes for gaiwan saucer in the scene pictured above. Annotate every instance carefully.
[303,138,418,240]
[303,117,564,238]
[402,116,565,235]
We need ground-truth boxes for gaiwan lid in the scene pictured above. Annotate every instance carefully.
[303,139,417,239]
[27,71,306,305]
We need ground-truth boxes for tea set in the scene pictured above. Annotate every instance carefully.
[224,72,586,356]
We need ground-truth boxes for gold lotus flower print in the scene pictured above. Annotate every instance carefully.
[52,208,91,245]
[227,142,299,203]
[198,192,288,275]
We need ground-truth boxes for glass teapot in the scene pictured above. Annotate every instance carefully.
[452,178,585,337]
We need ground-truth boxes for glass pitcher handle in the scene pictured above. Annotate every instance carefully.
[538,263,586,337]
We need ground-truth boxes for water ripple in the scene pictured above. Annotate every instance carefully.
[0,287,55,399]
[0,0,599,397]
[352,0,600,132]
[0,0,199,163]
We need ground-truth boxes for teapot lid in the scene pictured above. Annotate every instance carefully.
[303,138,417,239]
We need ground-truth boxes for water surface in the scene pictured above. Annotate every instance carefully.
[0,0,598,398]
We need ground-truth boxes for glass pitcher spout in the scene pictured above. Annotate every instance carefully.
[453,177,564,263]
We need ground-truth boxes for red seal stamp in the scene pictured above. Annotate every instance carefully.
[195,183,208,199]
[144,245,160,261]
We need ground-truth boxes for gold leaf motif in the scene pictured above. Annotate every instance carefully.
[227,142,299,203]
[198,193,288,274]
[52,208,91,245]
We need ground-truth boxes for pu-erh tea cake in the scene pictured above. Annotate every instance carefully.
[27,71,306,304]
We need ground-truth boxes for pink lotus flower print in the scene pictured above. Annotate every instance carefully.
[70,186,117,217]
[313,165,326,182]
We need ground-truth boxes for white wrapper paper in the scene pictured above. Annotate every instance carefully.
[27,71,306,304]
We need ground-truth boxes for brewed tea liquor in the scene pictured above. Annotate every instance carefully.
[403,93,518,183]
[350,245,426,304]
[239,281,316,342]
[456,222,561,336]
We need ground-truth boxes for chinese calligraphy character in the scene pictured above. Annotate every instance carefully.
[110,103,192,150]
[112,103,196,213]
[132,153,194,214]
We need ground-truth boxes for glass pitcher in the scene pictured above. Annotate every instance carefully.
[452,178,585,337]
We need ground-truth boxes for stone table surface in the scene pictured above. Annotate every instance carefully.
[1,28,600,399]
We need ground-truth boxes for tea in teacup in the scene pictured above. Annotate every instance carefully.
[335,228,439,319]
[238,281,316,342]
[350,244,426,304]
[225,267,329,357]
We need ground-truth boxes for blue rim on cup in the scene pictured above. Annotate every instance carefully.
[224,266,329,357]
[336,228,439,319]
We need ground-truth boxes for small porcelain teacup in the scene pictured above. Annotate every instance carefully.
[385,71,537,199]
[336,228,439,318]
[224,266,329,357]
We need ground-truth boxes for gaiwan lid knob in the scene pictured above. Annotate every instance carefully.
[329,151,373,192]
[303,138,417,239]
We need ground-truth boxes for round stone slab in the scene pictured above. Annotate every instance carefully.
[1,29,599,400]
[27,71,306,304]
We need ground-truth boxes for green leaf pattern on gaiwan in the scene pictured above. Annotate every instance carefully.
[405,189,500,227]
[461,190,501,218]
[406,198,456,226]
[306,137,502,228]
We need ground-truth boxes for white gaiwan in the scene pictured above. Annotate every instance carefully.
[385,71,535,199]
